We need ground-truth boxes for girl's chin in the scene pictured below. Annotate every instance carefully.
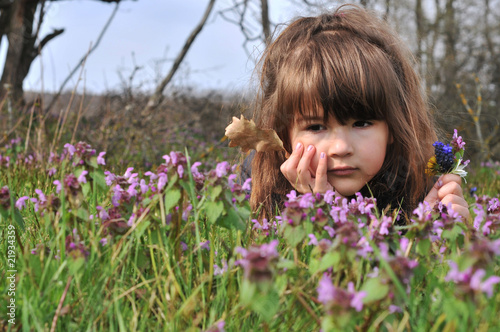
[331,185,363,198]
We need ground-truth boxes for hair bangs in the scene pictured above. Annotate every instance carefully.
[275,46,327,129]
[316,30,401,125]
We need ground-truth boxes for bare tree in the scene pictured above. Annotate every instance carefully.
[218,0,271,54]
[0,0,125,105]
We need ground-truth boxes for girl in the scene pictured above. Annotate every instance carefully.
[247,4,469,221]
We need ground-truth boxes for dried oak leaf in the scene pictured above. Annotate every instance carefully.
[225,115,285,153]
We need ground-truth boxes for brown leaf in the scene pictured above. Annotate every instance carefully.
[224,115,285,153]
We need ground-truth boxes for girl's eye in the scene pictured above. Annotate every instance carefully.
[306,124,326,132]
[353,120,373,128]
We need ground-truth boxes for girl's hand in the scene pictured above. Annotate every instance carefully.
[424,174,470,220]
[280,142,333,194]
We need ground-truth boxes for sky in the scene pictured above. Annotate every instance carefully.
[0,0,325,95]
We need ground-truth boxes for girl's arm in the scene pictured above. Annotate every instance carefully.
[424,173,470,220]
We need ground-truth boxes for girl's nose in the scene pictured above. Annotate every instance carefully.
[327,131,353,157]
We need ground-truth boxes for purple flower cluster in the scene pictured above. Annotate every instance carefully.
[235,240,279,282]
[65,228,89,259]
[317,273,367,312]
[473,196,500,236]
[0,185,10,209]
[445,261,500,298]
[281,190,385,256]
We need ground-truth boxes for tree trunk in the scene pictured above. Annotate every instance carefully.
[260,0,270,45]
[0,0,34,104]
[442,0,457,102]
[0,0,67,106]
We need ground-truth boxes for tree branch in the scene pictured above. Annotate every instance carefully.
[37,28,64,50]
[144,0,216,112]
[44,2,119,114]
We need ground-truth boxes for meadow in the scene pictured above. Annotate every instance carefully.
[0,96,499,331]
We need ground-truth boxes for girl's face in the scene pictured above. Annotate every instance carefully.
[288,109,390,197]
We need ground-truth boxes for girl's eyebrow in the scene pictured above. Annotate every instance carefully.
[296,115,323,123]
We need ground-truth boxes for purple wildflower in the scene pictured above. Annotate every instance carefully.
[112,185,123,207]
[235,239,279,282]
[139,179,149,194]
[180,241,188,251]
[157,173,168,190]
[97,151,106,165]
[451,129,466,150]
[52,180,62,194]
[15,196,30,210]
[242,178,252,191]
[200,240,210,251]
[299,193,315,208]
[127,183,138,197]
[177,164,184,178]
[215,161,229,178]
[144,171,158,181]
[228,174,238,190]
[214,260,228,276]
[317,274,367,312]
[64,143,76,156]
[47,167,57,177]
[323,190,335,204]
[286,190,297,201]
[77,170,88,184]
[204,320,226,332]
[324,225,335,238]
[104,171,117,186]
[469,270,500,298]
[308,234,319,246]
[127,214,135,227]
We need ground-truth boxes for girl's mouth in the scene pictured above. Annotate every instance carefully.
[329,167,357,176]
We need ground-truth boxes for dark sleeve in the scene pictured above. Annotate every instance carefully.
[239,150,255,185]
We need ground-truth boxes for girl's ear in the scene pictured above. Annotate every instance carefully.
[389,132,394,144]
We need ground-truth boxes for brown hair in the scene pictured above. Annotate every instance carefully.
[250,4,436,220]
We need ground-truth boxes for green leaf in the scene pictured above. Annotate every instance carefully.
[240,279,257,305]
[82,182,91,198]
[204,201,224,224]
[164,188,182,213]
[90,169,107,192]
[135,221,151,239]
[216,208,246,231]
[13,209,25,232]
[416,238,431,256]
[251,289,279,322]
[87,156,99,169]
[75,207,89,221]
[208,185,223,201]
[68,257,85,275]
[277,259,296,271]
[441,224,462,242]
[318,251,341,272]
[283,225,306,247]
[361,277,389,303]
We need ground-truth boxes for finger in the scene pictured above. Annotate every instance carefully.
[441,193,467,206]
[285,142,304,170]
[441,194,470,220]
[296,145,315,184]
[437,181,463,201]
[314,152,332,193]
[424,176,441,205]
[441,173,462,186]
[280,142,303,180]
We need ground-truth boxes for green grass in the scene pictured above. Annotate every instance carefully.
[0,140,499,331]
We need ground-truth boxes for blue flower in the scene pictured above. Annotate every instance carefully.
[426,129,468,179]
